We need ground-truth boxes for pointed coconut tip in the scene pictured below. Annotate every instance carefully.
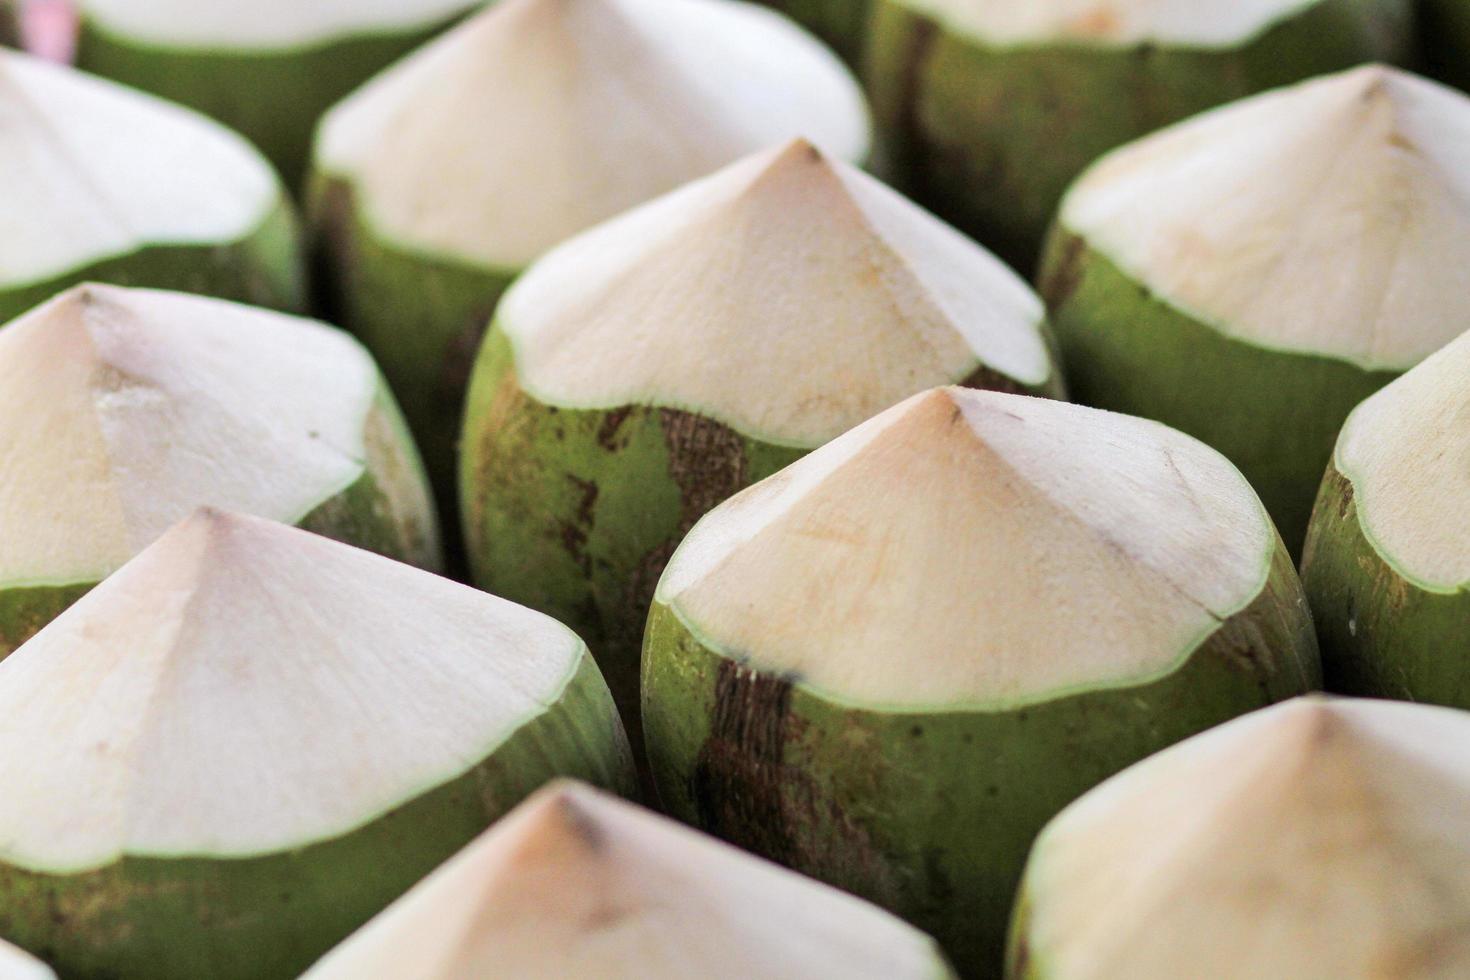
[904,0,1323,45]
[75,0,481,47]
[1333,326,1470,590]
[1020,696,1470,979]
[0,283,387,587]
[315,0,869,269]
[0,509,589,872]
[302,779,951,980]
[0,940,53,980]
[0,49,278,288]
[658,386,1275,708]
[1059,63,1470,370]
[499,141,1053,446]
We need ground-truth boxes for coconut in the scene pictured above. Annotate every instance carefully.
[1300,327,1470,705]
[0,509,635,980]
[1008,697,1470,979]
[756,0,871,66]
[310,0,871,523]
[302,780,954,979]
[867,0,1411,272]
[0,941,51,980]
[460,138,1060,764]
[0,49,303,321]
[0,283,441,658]
[72,0,482,189]
[1039,65,1470,556]
[642,386,1319,977]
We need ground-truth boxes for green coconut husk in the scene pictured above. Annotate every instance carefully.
[1419,0,1470,92]
[865,0,1412,272]
[73,7,478,193]
[756,0,872,66]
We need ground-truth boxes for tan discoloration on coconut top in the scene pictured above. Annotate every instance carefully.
[501,141,1052,445]
[1062,66,1470,370]
[658,388,1271,707]
[897,0,1316,45]
[301,782,949,979]
[0,511,585,871]
[0,285,382,586]
[314,0,869,270]
[0,50,276,286]
[1022,698,1470,979]
[1336,328,1470,590]
[77,0,478,47]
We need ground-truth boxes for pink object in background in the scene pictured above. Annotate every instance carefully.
[21,0,77,63]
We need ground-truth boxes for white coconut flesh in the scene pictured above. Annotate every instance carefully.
[1020,697,1470,979]
[657,387,1272,709]
[314,0,870,271]
[1333,329,1470,591]
[76,0,480,48]
[0,510,588,873]
[0,284,386,590]
[1061,65,1470,370]
[500,139,1052,446]
[0,50,278,289]
[898,0,1318,45]
[303,781,948,980]
[0,941,53,980]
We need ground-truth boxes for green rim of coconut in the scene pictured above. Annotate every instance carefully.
[497,139,1056,448]
[301,780,953,979]
[0,50,284,295]
[0,510,590,873]
[1017,696,1470,978]
[0,284,401,590]
[313,0,871,275]
[656,387,1275,713]
[1056,65,1470,374]
[891,0,1330,49]
[1332,328,1470,594]
[75,0,483,52]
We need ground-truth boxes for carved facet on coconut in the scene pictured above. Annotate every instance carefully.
[1008,697,1470,979]
[460,140,1061,765]
[0,284,442,657]
[867,0,1412,271]
[0,511,634,980]
[642,387,1319,977]
[1041,65,1470,554]
[310,0,872,521]
[303,781,955,979]
[0,49,304,321]
[73,0,485,189]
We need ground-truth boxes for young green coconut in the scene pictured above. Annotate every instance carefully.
[72,0,484,190]
[303,780,955,979]
[1300,328,1470,706]
[310,0,871,521]
[0,283,440,657]
[0,509,635,980]
[0,49,303,321]
[1007,697,1470,979]
[867,0,1411,271]
[642,386,1319,978]
[0,941,51,980]
[460,138,1061,763]
[1040,65,1470,556]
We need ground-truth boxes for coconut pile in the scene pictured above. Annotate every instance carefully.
[2,1,1469,978]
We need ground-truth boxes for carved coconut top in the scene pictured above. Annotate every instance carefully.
[315,0,869,270]
[897,0,1319,45]
[500,140,1054,446]
[77,0,480,47]
[1061,66,1470,370]
[0,50,278,287]
[658,387,1274,708]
